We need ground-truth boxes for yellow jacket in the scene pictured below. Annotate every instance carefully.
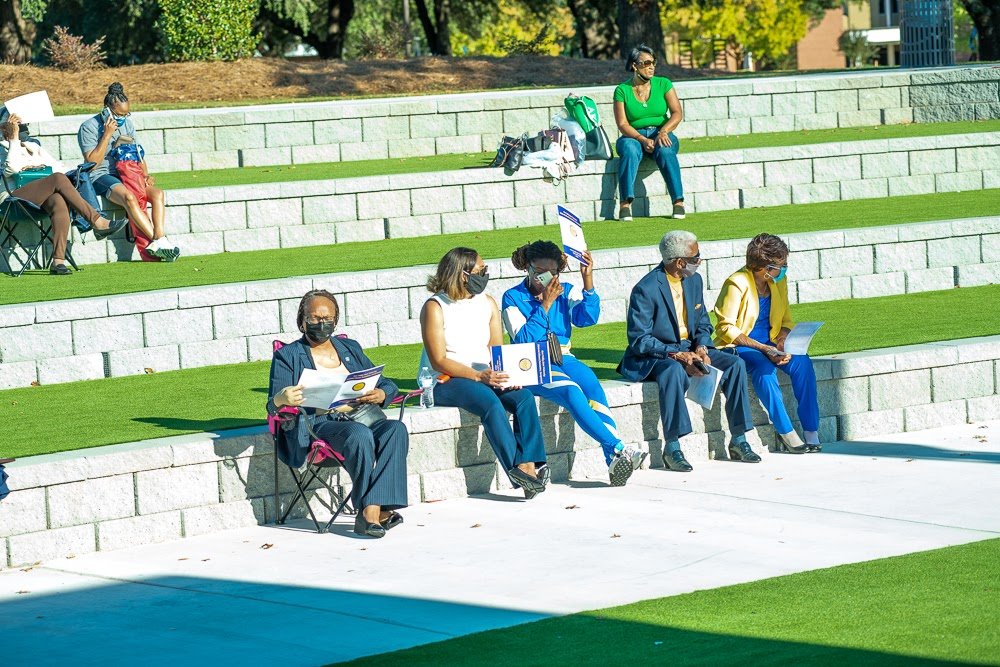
[713,267,794,347]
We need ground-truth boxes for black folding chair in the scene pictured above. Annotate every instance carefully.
[0,173,82,277]
[268,340,422,533]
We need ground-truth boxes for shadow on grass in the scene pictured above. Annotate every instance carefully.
[132,416,262,433]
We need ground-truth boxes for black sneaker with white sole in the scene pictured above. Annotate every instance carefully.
[672,202,686,219]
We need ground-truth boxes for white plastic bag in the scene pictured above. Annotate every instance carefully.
[552,111,586,164]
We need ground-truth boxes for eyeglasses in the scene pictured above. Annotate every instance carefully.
[636,59,656,68]
[305,317,336,325]
[765,263,787,272]
[673,253,701,264]
[112,111,131,120]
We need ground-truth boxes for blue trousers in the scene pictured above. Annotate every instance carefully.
[645,347,754,441]
[433,377,547,473]
[616,126,684,203]
[313,418,409,511]
[529,355,620,464]
[736,346,820,434]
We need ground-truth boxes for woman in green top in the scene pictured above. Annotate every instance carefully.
[612,44,685,222]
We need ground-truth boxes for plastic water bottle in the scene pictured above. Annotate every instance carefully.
[418,366,435,409]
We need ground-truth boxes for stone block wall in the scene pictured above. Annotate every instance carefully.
[4,132,996,268]
[1,217,997,389]
[29,67,1000,172]
[2,335,997,567]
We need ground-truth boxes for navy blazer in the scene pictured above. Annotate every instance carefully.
[618,263,715,382]
[267,336,399,467]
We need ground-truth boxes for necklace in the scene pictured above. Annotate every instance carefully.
[633,78,650,107]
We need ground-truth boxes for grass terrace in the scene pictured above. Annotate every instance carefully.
[2,285,998,459]
[152,120,1000,191]
[4,189,999,305]
[334,539,1000,666]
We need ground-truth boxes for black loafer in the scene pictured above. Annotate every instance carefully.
[729,440,762,463]
[663,449,693,472]
[353,515,386,538]
[805,443,823,453]
[380,511,404,531]
[92,217,129,241]
[49,263,72,275]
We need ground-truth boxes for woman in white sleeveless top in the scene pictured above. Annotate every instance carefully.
[419,247,548,498]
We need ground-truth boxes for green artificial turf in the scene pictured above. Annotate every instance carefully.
[2,285,998,459]
[334,539,1000,666]
[151,120,1000,191]
[4,189,999,306]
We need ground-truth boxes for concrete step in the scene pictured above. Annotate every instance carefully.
[2,335,997,567]
[0,217,997,389]
[29,66,999,172]
[13,130,995,267]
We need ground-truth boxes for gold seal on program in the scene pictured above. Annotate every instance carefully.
[518,358,532,371]
[351,382,366,391]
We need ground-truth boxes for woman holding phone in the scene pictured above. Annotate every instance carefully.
[77,82,179,260]
[501,241,646,486]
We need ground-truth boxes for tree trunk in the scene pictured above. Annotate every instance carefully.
[413,0,450,55]
[567,0,618,59]
[0,0,36,64]
[316,0,354,59]
[961,0,1000,61]
[617,0,665,62]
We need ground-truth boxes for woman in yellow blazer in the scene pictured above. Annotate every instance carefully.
[713,234,820,453]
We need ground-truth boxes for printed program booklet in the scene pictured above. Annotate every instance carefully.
[298,365,385,410]
[490,342,551,388]
[558,205,589,265]
[686,364,723,410]
[783,321,824,355]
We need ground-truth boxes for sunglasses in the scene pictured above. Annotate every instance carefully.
[465,264,489,277]
[636,59,656,68]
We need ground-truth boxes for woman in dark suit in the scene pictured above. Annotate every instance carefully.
[267,289,409,538]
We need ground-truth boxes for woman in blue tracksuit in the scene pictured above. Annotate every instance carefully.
[501,240,647,486]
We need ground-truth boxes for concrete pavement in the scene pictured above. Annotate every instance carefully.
[2,420,998,666]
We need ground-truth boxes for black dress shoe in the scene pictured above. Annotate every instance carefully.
[49,263,72,275]
[508,467,546,493]
[92,217,129,241]
[380,511,404,531]
[805,443,823,453]
[354,515,386,538]
[663,449,693,472]
[729,440,762,463]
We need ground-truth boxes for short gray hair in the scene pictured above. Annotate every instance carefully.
[659,230,698,263]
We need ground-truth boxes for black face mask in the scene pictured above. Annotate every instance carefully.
[466,271,489,296]
[304,321,335,344]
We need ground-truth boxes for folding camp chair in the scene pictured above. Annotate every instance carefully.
[0,172,82,277]
[269,338,422,534]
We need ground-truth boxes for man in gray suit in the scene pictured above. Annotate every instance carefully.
[619,230,757,471]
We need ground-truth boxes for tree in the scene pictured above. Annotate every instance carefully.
[565,0,618,58]
[0,0,44,64]
[618,0,665,61]
[413,0,451,55]
[661,0,813,70]
[258,0,356,59]
[960,0,1000,60]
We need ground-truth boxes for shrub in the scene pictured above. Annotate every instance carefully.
[41,26,107,71]
[352,20,409,60]
[156,0,259,62]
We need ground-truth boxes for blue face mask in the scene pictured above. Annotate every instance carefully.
[114,116,126,127]
[773,267,787,282]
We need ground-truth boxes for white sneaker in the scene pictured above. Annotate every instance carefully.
[621,445,648,471]
[608,452,634,487]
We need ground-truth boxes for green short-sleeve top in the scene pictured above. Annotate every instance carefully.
[613,76,675,129]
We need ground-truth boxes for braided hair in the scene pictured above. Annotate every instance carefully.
[104,82,129,111]
[511,240,568,273]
